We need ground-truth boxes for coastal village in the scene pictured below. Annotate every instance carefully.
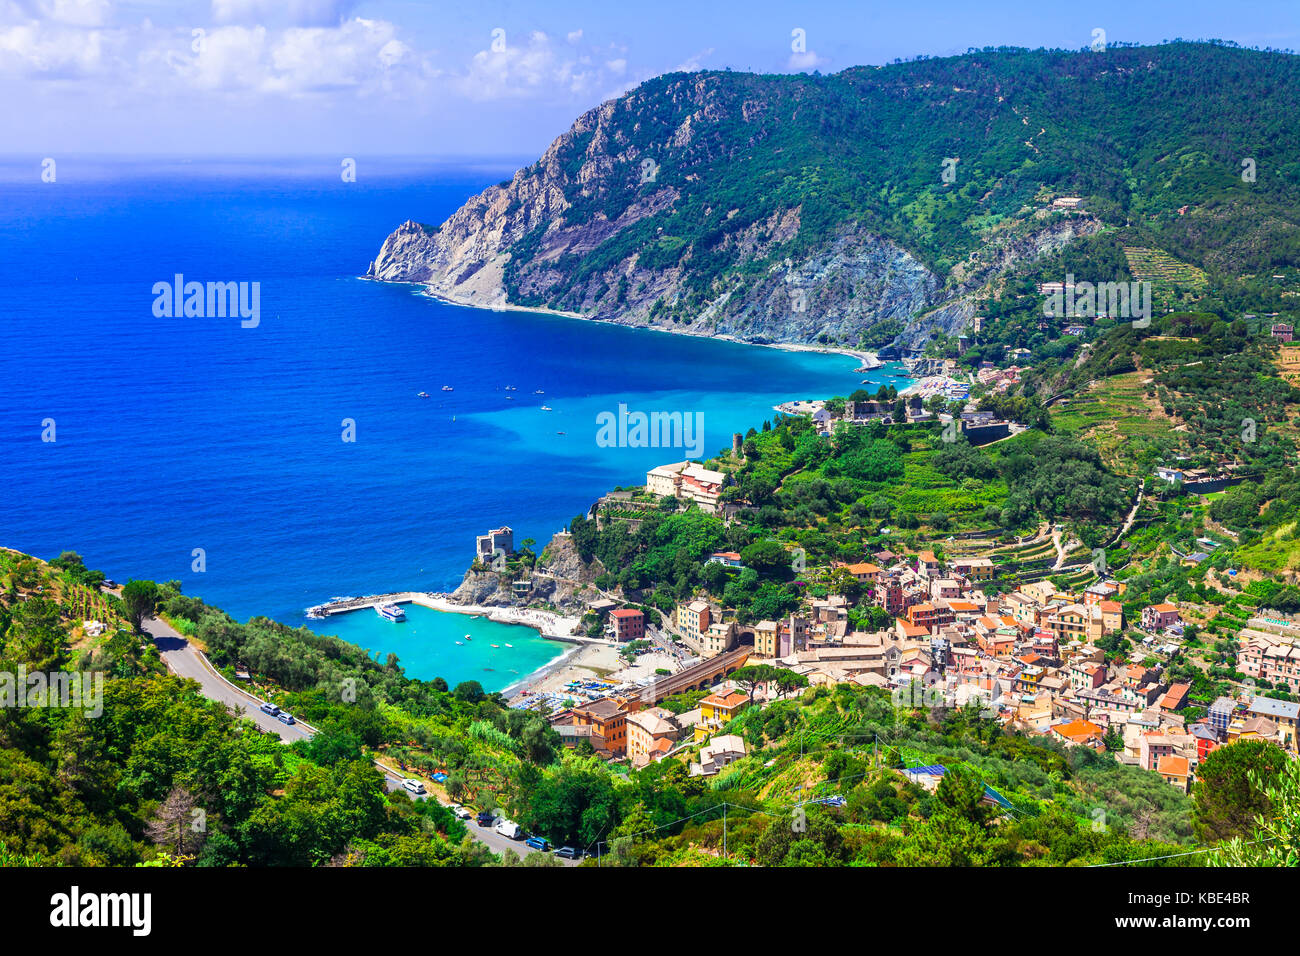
[478,402,1299,792]
[509,539,1299,789]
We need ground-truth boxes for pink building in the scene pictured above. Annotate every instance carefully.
[1141,603,1181,632]
[611,608,645,642]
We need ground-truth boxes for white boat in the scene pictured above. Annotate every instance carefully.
[376,603,406,622]
[455,641,463,645]
[540,405,552,411]
[464,634,472,641]
[534,389,544,394]
[505,643,513,648]
[442,385,454,391]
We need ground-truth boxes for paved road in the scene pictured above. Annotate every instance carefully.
[145,614,576,864]
[144,615,313,740]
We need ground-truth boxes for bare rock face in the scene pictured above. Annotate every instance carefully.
[367,69,1102,350]
[446,534,605,612]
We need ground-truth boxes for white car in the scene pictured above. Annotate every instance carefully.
[402,778,426,795]
[495,819,524,840]
[450,804,473,820]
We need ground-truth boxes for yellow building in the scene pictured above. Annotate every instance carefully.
[752,620,780,658]
[677,600,712,641]
[695,690,749,741]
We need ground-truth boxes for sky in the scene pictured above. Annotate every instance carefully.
[2,0,1298,157]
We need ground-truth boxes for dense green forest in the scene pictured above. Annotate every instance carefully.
[499,42,1300,327]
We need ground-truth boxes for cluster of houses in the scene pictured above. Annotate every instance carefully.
[546,682,751,777]
[975,363,1024,393]
[536,535,1297,794]
[783,398,1015,444]
[662,548,1298,791]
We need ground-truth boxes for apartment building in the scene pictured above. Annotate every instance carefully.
[626,707,683,768]
[645,461,727,513]
[611,608,645,642]
[695,691,749,741]
[677,600,712,641]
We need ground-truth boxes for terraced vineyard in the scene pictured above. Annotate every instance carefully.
[1123,245,1210,297]
[1049,371,1179,476]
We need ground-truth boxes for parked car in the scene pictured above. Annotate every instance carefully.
[276,711,295,725]
[524,836,551,852]
[450,805,473,820]
[401,778,426,795]
[259,702,280,716]
[495,819,524,840]
[476,810,497,827]
[555,846,581,860]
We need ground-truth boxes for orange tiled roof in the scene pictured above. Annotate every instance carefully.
[702,691,748,709]
[1054,718,1103,741]
[1157,754,1190,776]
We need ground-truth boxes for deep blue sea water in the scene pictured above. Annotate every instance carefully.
[0,156,911,688]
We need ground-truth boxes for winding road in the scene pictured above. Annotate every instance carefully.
[144,614,574,864]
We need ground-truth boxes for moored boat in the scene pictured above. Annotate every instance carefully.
[376,603,406,622]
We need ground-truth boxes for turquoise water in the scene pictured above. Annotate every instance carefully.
[0,157,914,688]
[317,603,563,693]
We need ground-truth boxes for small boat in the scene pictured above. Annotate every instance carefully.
[506,396,514,400]
[455,641,463,645]
[464,634,472,641]
[505,643,513,648]
[417,391,430,398]
[376,603,406,622]
[490,643,500,648]
[505,385,516,391]
[442,385,454,391]
[483,667,495,672]
[540,405,552,411]
[556,431,565,435]
[534,389,544,394]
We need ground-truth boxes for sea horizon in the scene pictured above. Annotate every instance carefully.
[0,155,913,689]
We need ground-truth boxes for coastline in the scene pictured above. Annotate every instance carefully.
[414,594,585,639]
[404,281,880,366]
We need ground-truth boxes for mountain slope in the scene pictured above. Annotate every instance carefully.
[368,42,1300,349]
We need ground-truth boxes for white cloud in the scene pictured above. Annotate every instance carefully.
[566,28,581,43]
[0,20,109,75]
[211,0,357,28]
[458,29,620,101]
[38,0,109,27]
[673,48,713,72]
[787,49,829,72]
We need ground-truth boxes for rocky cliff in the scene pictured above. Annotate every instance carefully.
[368,44,1296,350]
[446,533,605,613]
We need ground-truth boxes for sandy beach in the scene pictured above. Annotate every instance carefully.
[501,641,623,699]
[414,594,585,638]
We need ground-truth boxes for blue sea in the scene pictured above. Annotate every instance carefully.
[0,156,912,689]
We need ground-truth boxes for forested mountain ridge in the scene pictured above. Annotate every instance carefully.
[368,42,1300,350]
